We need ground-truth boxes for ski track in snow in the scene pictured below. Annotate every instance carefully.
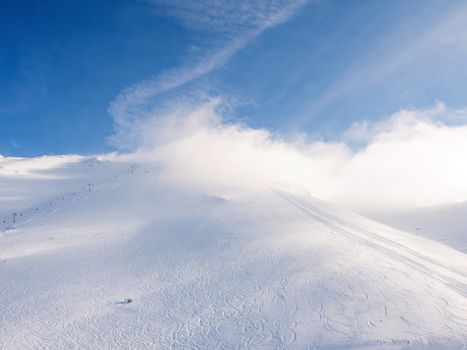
[274,190,467,297]
[0,163,466,349]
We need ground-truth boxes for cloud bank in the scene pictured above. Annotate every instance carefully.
[127,98,467,213]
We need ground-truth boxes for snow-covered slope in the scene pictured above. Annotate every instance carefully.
[1,156,466,349]
[366,202,467,254]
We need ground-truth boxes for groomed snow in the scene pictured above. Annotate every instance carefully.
[1,156,466,349]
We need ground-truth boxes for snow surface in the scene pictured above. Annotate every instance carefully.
[366,202,467,254]
[1,156,466,349]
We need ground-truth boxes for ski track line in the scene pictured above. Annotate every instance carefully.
[274,189,467,298]
[299,194,467,280]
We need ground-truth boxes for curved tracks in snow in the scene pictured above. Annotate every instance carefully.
[1,182,466,348]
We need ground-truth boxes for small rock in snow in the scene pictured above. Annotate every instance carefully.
[114,298,133,305]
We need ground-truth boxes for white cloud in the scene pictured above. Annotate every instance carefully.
[147,0,308,34]
[129,98,467,213]
[343,101,448,144]
[109,0,311,147]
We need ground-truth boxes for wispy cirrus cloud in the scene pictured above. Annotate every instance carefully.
[148,0,307,34]
[109,0,311,148]
[293,1,467,127]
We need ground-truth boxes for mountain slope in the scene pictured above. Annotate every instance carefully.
[366,202,467,253]
[1,159,466,349]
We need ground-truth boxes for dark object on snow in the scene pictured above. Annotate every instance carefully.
[115,298,133,305]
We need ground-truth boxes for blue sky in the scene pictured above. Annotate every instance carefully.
[2,0,467,156]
